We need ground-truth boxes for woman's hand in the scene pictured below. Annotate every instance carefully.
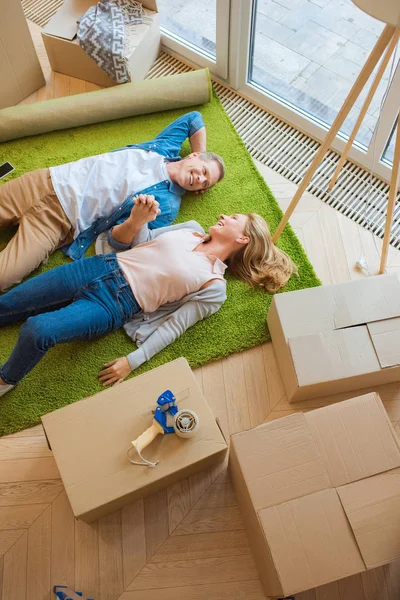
[129,194,160,227]
[98,357,132,386]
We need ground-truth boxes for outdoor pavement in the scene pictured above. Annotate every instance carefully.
[157,0,391,148]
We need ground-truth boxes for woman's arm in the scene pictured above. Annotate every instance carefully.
[107,191,204,250]
[107,217,204,251]
[111,195,160,245]
[98,283,225,385]
[129,219,203,247]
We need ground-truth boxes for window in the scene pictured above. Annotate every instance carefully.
[248,0,392,149]
[382,118,397,165]
[157,0,398,182]
[157,0,216,58]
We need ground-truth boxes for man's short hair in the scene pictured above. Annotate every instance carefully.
[199,151,225,184]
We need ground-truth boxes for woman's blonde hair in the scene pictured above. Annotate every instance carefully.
[228,213,297,293]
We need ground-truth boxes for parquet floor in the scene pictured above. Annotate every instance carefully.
[1,21,400,600]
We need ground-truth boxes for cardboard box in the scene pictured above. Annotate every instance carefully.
[229,392,400,598]
[41,357,227,522]
[267,273,400,402]
[0,0,45,108]
[42,0,160,87]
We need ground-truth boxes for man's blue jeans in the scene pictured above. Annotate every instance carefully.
[0,255,141,385]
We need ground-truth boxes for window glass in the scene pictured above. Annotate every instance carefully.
[157,0,216,57]
[248,0,392,149]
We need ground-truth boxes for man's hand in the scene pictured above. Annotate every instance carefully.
[98,357,132,386]
[130,194,160,227]
[110,194,161,246]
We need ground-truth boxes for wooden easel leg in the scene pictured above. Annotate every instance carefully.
[379,114,400,274]
[329,29,399,191]
[272,24,395,243]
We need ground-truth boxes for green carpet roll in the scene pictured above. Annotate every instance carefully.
[0,69,212,142]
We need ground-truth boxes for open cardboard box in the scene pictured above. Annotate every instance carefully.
[229,392,400,598]
[41,358,227,522]
[42,0,160,87]
[0,0,45,108]
[267,273,400,402]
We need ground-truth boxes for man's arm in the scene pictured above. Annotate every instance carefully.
[106,194,204,250]
[152,111,206,158]
[189,126,206,153]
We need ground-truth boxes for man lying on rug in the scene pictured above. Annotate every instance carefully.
[0,111,225,291]
[0,194,295,397]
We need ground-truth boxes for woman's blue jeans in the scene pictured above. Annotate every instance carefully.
[0,255,141,385]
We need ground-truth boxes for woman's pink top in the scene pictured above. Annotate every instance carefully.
[117,229,227,313]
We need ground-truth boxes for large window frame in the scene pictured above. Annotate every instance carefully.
[160,0,399,184]
[159,0,230,80]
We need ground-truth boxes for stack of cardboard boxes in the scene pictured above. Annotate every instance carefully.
[268,273,400,402]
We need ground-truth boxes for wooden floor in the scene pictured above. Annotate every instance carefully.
[1,21,400,600]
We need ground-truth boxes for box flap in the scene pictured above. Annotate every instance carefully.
[368,318,400,368]
[332,274,400,329]
[289,326,380,387]
[229,444,284,597]
[338,468,400,569]
[274,274,400,342]
[273,285,339,340]
[43,0,96,40]
[230,413,330,511]
[0,0,45,108]
[305,393,400,487]
[259,489,366,595]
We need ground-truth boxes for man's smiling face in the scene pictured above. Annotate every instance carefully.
[176,153,221,192]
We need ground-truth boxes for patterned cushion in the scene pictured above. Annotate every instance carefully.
[77,0,143,83]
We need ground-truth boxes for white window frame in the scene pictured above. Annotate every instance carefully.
[369,64,400,168]
[231,0,399,184]
[160,0,230,80]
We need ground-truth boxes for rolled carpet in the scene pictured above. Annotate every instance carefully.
[0,68,212,142]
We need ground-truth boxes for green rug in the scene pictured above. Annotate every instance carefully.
[0,91,320,435]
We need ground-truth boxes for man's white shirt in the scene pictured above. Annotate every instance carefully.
[50,149,169,237]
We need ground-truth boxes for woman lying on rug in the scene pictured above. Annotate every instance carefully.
[0,195,296,397]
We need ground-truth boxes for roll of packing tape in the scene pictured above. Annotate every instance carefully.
[0,68,212,142]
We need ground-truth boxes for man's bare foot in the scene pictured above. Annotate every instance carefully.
[0,378,6,385]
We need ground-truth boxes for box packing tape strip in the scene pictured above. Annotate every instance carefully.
[0,68,212,142]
